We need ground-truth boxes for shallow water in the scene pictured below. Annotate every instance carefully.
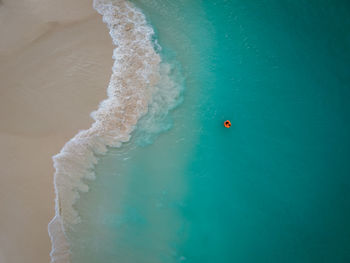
[68,0,350,262]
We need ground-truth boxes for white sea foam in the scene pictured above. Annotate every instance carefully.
[135,62,184,145]
[47,0,182,262]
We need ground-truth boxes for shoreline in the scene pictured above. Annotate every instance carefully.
[49,1,164,262]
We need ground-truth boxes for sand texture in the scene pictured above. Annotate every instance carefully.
[0,0,113,262]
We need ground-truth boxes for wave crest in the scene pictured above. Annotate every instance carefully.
[48,1,164,262]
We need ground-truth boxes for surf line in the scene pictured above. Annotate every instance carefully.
[48,1,163,262]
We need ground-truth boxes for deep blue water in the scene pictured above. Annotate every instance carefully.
[71,1,350,262]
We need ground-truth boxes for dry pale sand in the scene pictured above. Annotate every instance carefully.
[0,0,113,262]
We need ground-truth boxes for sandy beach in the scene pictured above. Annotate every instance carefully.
[0,0,113,262]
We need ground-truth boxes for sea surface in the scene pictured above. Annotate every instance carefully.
[57,0,350,262]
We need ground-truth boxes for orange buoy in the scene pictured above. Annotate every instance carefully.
[224,120,231,128]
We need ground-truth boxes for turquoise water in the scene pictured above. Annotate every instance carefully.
[70,1,350,262]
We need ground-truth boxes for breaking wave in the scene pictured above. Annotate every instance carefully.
[48,0,183,262]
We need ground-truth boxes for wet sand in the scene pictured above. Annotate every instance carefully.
[0,1,113,262]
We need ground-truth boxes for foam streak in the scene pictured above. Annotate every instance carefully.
[48,1,161,262]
